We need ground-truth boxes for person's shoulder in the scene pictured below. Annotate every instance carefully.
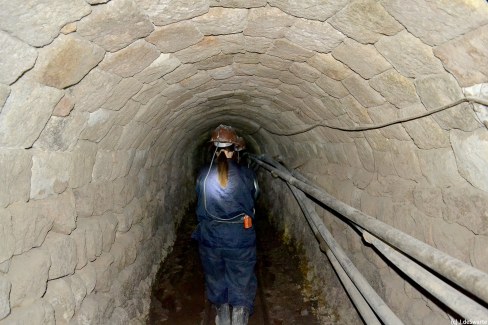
[238,164,256,178]
[197,164,212,177]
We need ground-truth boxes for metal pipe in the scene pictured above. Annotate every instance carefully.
[250,155,488,306]
[290,184,389,324]
[326,249,382,325]
[362,231,488,321]
[262,155,395,324]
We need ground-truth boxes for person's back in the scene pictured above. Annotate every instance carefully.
[192,125,258,325]
[195,158,257,248]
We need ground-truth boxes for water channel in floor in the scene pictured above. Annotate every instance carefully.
[148,207,321,325]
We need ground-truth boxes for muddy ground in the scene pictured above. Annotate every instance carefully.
[148,211,322,325]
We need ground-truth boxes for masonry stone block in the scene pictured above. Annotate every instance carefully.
[114,100,142,127]
[7,248,50,308]
[431,220,473,264]
[1,299,55,324]
[412,187,443,219]
[328,0,403,44]
[268,0,348,21]
[33,111,88,151]
[267,39,314,63]
[71,69,121,113]
[399,104,450,150]
[451,128,488,192]
[381,0,488,46]
[77,0,153,52]
[285,19,345,53]
[193,7,248,35]
[31,151,71,200]
[415,73,464,111]
[417,148,466,188]
[99,126,126,151]
[49,191,77,235]
[332,38,391,79]
[434,25,488,87]
[129,151,148,177]
[66,275,87,313]
[244,6,294,39]
[113,177,132,213]
[442,186,488,235]
[307,53,351,81]
[0,150,31,208]
[69,293,114,324]
[472,235,488,273]
[289,62,321,83]
[104,78,144,113]
[93,253,115,293]
[119,198,143,232]
[68,294,101,325]
[110,266,140,308]
[133,79,168,104]
[70,227,87,270]
[52,95,74,117]
[80,109,116,143]
[367,104,411,141]
[147,22,202,56]
[0,84,10,111]
[0,210,15,265]
[315,75,349,99]
[134,54,181,84]
[375,30,444,78]
[108,307,130,325]
[8,201,53,255]
[77,263,96,296]
[164,64,199,84]
[141,0,209,26]
[79,219,103,262]
[73,184,95,218]
[92,182,115,216]
[44,278,75,324]
[369,69,419,109]
[43,232,77,280]
[69,141,97,189]
[99,40,160,78]
[392,204,426,241]
[115,212,132,233]
[111,233,138,272]
[0,276,10,320]
[0,79,63,148]
[342,74,385,108]
[390,141,423,181]
[0,31,37,85]
[0,0,90,47]
[99,213,118,253]
[34,34,105,89]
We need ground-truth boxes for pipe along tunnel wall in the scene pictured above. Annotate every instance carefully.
[1,0,488,324]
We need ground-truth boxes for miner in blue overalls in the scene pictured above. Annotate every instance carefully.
[192,125,259,325]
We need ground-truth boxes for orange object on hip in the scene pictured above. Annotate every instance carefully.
[243,215,252,229]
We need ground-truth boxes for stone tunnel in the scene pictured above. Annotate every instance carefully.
[1,0,488,324]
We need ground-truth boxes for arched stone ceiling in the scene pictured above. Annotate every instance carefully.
[1,0,488,323]
[2,0,487,171]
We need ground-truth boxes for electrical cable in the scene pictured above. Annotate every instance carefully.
[249,96,488,136]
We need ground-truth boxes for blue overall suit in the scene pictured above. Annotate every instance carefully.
[192,158,258,312]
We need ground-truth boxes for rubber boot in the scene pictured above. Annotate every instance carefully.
[231,306,250,325]
[215,303,230,325]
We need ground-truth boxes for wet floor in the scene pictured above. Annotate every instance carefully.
[148,210,321,325]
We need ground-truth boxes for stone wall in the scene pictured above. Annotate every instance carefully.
[0,0,487,324]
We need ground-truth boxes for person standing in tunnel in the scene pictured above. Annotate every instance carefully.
[192,125,259,325]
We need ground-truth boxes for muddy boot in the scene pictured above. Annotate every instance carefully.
[215,303,230,325]
[231,306,249,325]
